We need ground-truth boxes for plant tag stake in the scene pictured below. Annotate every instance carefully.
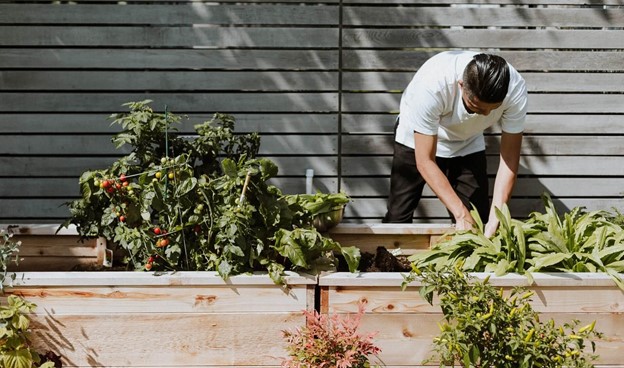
[239,171,252,205]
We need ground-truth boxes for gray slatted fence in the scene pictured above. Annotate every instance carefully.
[0,0,623,223]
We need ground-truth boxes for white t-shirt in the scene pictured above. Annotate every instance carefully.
[395,51,528,158]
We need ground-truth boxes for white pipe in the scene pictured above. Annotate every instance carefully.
[305,169,314,194]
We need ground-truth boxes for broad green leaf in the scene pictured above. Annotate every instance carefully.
[339,246,361,273]
[2,349,33,368]
[531,253,572,270]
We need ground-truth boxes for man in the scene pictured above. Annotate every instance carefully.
[382,51,528,237]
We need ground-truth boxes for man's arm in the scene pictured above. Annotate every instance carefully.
[484,131,523,237]
[414,132,475,230]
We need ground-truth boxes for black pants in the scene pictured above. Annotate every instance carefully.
[382,141,489,223]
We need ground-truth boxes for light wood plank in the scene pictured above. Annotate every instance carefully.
[6,285,311,314]
[5,271,316,287]
[0,4,338,25]
[27,313,300,366]
[0,26,338,47]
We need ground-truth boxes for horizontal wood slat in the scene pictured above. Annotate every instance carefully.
[0,49,338,69]
[343,0,624,4]
[343,72,624,93]
[343,50,624,71]
[0,26,338,48]
[342,93,624,113]
[0,4,338,25]
[344,198,624,219]
[342,114,624,135]
[344,6,624,27]
[343,29,624,49]
[0,177,337,197]
[0,156,338,177]
[341,135,624,156]
[0,93,339,112]
[0,71,338,91]
[0,135,337,155]
[341,156,624,177]
[341,177,624,198]
[0,113,338,134]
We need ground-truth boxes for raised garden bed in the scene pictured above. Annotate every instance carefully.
[5,223,624,367]
[4,271,315,367]
[319,272,624,367]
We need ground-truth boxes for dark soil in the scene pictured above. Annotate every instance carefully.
[339,246,412,272]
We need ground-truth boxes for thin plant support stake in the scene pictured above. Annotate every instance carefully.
[239,171,252,206]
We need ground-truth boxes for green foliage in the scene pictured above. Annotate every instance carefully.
[412,266,602,368]
[61,100,359,283]
[0,296,55,368]
[290,191,351,217]
[281,303,383,368]
[409,194,624,289]
[0,230,21,292]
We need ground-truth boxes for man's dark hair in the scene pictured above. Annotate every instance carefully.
[462,53,510,103]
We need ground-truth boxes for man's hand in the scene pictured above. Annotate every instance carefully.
[454,207,476,232]
[484,220,499,238]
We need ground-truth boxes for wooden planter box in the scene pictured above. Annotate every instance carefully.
[319,272,624,368]
[4,271,315,367]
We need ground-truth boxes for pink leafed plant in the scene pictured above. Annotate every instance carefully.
[281,302,382,368]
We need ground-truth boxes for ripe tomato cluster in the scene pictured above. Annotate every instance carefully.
[97,174,131,193]
[96,174,133,222]
[145,254,160,271]
[153,227,170,248]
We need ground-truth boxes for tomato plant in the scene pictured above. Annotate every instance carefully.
[61,100,359,283]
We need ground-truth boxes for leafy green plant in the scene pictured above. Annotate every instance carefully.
[0,230,21,292]
[60,100,359,283]
[0,295,56,368]
[407,265,602,368]
[290,192,350,218]
[281,303,383,368]
[409,194,624,288]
